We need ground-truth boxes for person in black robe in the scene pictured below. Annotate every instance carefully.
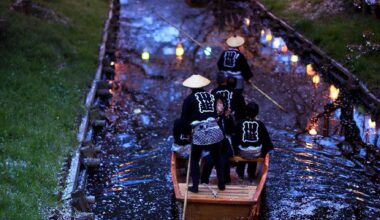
[233,102,273,179]
[200,93,235,184]
[226,76,246,121]
[180,74,225,192]
[217,35,253,93]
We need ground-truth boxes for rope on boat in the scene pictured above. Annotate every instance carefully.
[203,183,218,198]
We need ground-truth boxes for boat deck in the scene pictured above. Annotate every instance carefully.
[174,156,263,204]
[178,183,257,203]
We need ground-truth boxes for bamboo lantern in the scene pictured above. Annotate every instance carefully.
[329,85,340,101]
[369,118,376,129]
[306,64,316,76]
[312,74,320,85]
[309,128,317,136]
[290,55,299,64]
[281,45,288,53]
[141,50,150,61]
[244,18,250,26]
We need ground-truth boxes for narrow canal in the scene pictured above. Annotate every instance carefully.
[87,0,380,219]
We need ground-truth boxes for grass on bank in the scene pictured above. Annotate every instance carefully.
[0,0,108,219]
[260,0,380,95]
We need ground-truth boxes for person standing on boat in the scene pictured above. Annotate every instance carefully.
[180,74,225,192]
[233,102,273,179]
[200,94,235,184]
[225,75,246,121]
[218,35,253,93]
[211,72,246,121]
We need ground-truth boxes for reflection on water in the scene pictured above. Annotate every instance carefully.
[261,129,380,219]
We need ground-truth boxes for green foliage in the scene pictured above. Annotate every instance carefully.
[260,0,380,92]
[0,0,108,219]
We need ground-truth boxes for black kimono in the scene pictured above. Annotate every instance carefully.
[180,88,218,132]
[233,118,273,179]
[180,88,225,190]
[217,48,253,90]
[211,85,246,121]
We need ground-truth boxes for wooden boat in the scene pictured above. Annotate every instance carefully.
[171,153,270,220]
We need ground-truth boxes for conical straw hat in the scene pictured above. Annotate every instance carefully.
[182,74,211,88]
[226,35,245,47]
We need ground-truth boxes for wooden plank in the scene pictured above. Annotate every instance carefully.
[253,154,269,202]
[63,148,81,200]
[186,203,253,220]
[178,183,257,203]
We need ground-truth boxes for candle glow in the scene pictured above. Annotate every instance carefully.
[312,75,320,85]
[290,55,299,63]
[266,33,273,42]
[329,85,340,101]
[244,18,250,26]
[141,50,150,61]
[176,42,184,57]
[369,118,376,128]
[204,47,212,56]
[272,38,281,49]
[281,45,288,53]
[306,64,315,76]
[309,128,317,136]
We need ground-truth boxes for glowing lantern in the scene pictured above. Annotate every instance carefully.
[329,85,340,101]
[272,38,281,49]
[290,55,299,63]
[312,75,320,85]
[176,42,184,57]
[265,33,273,42]
[110,61,115,66]
[369,118,376,128]
[204,47,212,56]
[309,128,317,136]
[261,29,265,36]
[306,64,316,76]
[281,45,288,53]
[244,18,250,26]
[141,50,150,61]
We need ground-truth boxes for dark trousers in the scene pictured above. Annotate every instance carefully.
[191,142,224,189]
[236,162,257,179]
[201,154,231,184]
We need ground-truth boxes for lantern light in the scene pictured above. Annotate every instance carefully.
[312,75,320,85]
[244,18,250,26]
[272,38,281,49]
[265,33,273,42]
[329,85,340,101]
[204,47,212,56]
[176,42,184,57]
[306,64,316,76]
[141,50,150,61]
[369,118,376,129]
[110,61,115,66]
[261,29,265,36]
[309,128,317,136]
[281,44,288,53]
[290,55,299,63]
